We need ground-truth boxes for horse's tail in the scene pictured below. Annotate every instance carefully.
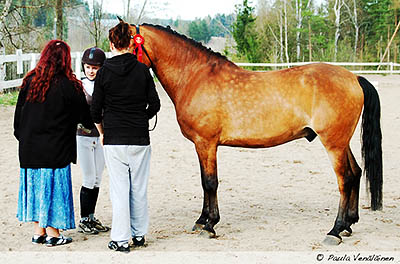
[357,76,383,210]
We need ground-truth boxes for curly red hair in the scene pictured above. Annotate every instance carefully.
[22,40,83,103]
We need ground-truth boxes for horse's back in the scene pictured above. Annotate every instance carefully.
[215,63,364,148]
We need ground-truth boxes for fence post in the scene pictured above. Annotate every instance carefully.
[30,53,37,70]
[16,49,23,74]
[390,62,394,75]
[0,46,5,82]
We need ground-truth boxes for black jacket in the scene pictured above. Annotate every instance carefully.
[91,53,160,145]
[14,74,94,168]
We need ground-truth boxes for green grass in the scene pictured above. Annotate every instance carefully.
[0,91,18,106]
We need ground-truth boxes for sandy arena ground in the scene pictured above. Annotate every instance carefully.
[0,75,399,263]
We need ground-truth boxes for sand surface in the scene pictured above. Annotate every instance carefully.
[0,75,399,263]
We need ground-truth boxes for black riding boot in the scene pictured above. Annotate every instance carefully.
[89,187,100,215]
[80,186,92,218]
[79,186,99,234]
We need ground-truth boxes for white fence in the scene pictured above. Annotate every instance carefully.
[1,50,400,91]
[0,50,85,91]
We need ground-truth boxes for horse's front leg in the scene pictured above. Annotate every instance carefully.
[192,190,209,231]
[192,141,219,238]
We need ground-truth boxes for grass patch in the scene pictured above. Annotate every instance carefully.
[0,91,19,106]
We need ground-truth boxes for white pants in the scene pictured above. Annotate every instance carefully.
[77,136,105,189]
[103,145,151,242]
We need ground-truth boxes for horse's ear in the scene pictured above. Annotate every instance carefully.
[117,16,124,23]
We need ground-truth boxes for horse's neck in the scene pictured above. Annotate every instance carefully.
[145,28,222,105]
[152,45,202,104]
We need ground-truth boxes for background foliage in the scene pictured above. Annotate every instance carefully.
[1,0,400,64]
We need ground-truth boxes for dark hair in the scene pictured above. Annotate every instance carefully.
[22,40,83,103]
[109,21,132,50]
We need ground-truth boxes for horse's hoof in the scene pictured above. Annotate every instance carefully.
[322,235,342,245]
[192,224,204,232]
[199,230,216,239]
[340,230,352,237]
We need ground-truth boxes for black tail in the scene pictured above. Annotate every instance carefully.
[358,76,383,210]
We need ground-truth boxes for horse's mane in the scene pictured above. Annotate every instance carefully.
[142,23,237,67]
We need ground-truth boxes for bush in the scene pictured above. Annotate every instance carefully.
[0,91,19,106]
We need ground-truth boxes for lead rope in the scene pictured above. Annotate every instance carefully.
[149,114,157,131]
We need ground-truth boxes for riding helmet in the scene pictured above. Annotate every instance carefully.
[82,47,106,66]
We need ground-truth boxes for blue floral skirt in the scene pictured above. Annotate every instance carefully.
[17,165,75,230]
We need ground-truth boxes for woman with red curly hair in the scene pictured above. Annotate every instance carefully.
[13,40,94,247]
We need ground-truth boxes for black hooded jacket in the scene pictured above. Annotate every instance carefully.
[91,53,160,145]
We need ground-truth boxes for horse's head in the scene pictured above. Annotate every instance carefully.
[112,17,153,68]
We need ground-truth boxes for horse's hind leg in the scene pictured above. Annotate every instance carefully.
[192,140,220,238]
[323,146,361,245]
[342,148,362,236]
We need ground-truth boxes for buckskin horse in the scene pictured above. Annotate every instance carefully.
[126,21,382,245]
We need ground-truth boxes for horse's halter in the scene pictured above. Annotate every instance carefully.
[131,25,157,131]
[131,25,153,68]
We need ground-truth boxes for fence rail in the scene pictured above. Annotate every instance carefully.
[0,50,84,91]
[1,50,400,91]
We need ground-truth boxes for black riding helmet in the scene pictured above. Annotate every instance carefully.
[82,47,106,66]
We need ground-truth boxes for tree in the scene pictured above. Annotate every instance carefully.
[188,19,211,43]
[91,0,104,47]
[359,0,393,60]
[343,0,360,60]
[56,0,63,39]
[0,0,12,52]
[333,0,344,61]
[232,0,261,62]
[294,0,311,60]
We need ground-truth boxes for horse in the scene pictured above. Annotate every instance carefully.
[127,21,382,245]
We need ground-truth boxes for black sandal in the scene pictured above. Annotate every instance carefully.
[45,235,72,247]
[32,234,47,244]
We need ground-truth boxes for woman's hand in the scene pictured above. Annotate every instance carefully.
[99,133,104,146]
[94,123,104,146]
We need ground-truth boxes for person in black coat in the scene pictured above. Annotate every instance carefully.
[91,21,160,253]
[14,40,94,247]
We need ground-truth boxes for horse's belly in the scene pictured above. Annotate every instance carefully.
[219,128,305,148]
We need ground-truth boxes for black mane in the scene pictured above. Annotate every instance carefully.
[142,23,234,64]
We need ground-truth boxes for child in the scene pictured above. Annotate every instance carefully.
[77,47,109,234]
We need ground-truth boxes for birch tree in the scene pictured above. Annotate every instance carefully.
[295,0,310,61]
[0,0,12,51]
[81,0,105,47]
[284,0,289,63]
[279,9,284,62]
[343,0,359,60]
[333,0,344,61]
[123,0,132,21]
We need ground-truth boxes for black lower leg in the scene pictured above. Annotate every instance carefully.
[196,192,209,226]
[327,219,347,239]
[89,187,100,216]
[80,186,92,218]
[202,176,219,234]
